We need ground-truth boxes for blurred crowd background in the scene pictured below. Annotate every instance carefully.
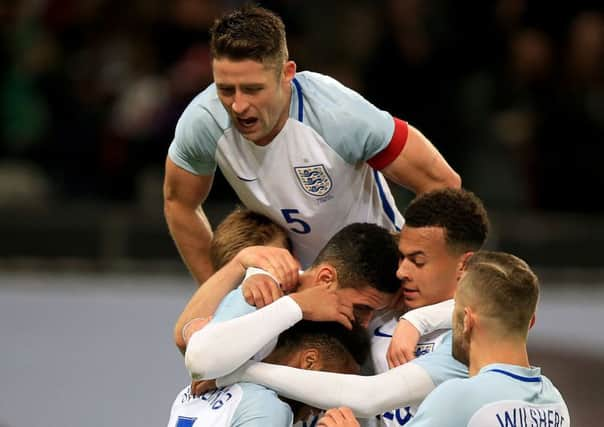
[1,2,603,427]
[1,0,603,269]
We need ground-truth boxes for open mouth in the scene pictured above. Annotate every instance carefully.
[237,117,258,130]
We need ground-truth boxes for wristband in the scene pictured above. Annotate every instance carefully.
[244,267,280,287]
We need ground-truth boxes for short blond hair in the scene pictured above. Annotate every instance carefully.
[458,251,539,337]
[210,207,291,270]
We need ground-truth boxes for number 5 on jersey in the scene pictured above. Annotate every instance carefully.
[280,209,311,234]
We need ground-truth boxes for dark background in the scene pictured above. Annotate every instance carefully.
[1,0,603,269]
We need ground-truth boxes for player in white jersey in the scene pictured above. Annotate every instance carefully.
[317,251,570,427]
[186,189,489,426]
[163,5,461,285]
[167,320,369,427]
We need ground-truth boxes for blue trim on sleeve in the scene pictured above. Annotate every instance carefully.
[292,78,304,122]
[373,170,400,230]
[487,369,542,383]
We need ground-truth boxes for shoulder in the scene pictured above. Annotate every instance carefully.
[177,84,231,135]
[294,71,395,162]
[411,379,478,426]
[295,71,386,120]
[212,287,257,323]
[411,331,469,385]
[233,383,293,426]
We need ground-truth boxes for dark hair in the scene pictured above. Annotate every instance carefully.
[210,5,288,66]
[404,188,489,253]
[312,223,400,294]
[210,206,292,270]
[461,251,539,335]
[275,320,370,368]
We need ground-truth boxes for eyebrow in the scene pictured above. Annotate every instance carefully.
[402,250,424,258]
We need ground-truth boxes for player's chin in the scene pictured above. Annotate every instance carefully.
[403,296,423,310]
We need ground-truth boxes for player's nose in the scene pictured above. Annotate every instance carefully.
[231,92,249,114]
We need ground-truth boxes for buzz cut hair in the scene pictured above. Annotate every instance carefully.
[274,320,370,371]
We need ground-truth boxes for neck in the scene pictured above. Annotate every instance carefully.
[468,334,530,377]
[296,269,315,292]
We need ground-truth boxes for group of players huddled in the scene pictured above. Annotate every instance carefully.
[162,5,570,427]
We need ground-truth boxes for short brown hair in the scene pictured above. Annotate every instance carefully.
[210,207,291,270]
[210,5,288,67]
[404,188,489,254]
[459,251,539,336]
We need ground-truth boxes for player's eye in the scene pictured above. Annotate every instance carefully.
[218,87,235,96]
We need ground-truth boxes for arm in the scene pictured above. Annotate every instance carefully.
[380,122,461,194]
[401,299,453,336]
[217,361,435,419]
[174,256,247,353]
[163,156,215,286]
[387,299,454,367]
[185,296,303,379]
[184,284,359,379]
[174,246,300,353]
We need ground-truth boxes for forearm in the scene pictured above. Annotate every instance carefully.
[165,200,214,285]
[174,258,248,353]
[218,361,435,418]
[402,299,454,336]
[185,296,303,380]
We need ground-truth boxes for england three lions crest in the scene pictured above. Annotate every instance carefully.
[294,164,333,197]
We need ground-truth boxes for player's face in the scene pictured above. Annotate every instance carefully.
[337,286,392,328]
[213,58,295,146]
[396,226,461,310]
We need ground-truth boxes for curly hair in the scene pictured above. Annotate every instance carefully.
[404,188,489,254]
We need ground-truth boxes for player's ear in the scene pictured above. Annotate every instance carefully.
[529,313,536,330]
[457,252,474,281]
[463,306,474,334]
[315,264,337,287]
[300,348,321,371]
[282,60,296,83]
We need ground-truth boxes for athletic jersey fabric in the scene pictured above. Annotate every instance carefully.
[168,71,406,267]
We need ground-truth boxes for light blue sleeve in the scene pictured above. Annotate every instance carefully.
[232,383,293,427]
[211,287,256,323]
[296,71,395,164]
[168,85,228,176]
[407,379,475,426]
[411,331,468,386]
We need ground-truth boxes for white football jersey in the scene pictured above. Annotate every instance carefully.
[169,71,405,267]
[408,364,570,427]
[369,313,450,427]
[166,383,293,427]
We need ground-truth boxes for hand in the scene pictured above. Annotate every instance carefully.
[387,319,420,368]
[317,407,360,427]
[182,316,212,346]
[242,274,284,308]
[234,246,300,292]
[289,284,355,329]
[190,379,216,397]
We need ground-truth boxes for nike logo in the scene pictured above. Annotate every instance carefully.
[374,325,393,338]
[236,175,258,182]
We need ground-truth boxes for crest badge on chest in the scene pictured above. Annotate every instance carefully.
[294,164,333,197]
